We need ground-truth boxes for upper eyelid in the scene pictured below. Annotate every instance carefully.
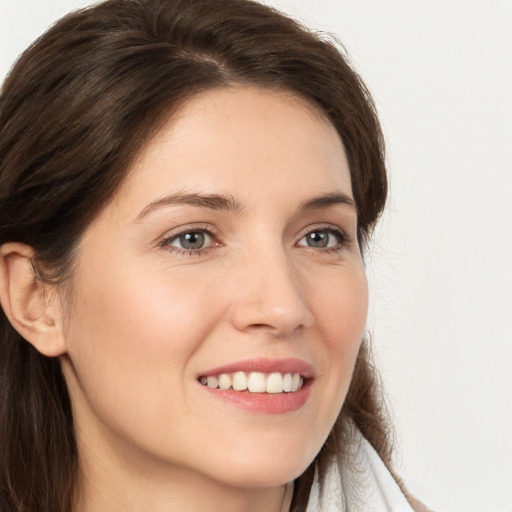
[294,224,352,252]
[156,222,350,248]
[295,223,348,240]
[158,223,218,242]
[158,227,219,256]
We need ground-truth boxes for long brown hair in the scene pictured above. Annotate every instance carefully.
[0,1,390,510]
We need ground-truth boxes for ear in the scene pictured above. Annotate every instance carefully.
[0,242,67,357]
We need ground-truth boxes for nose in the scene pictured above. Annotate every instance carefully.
[228,246,313,337]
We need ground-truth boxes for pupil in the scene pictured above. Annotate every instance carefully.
[308,231,328,248]
[181,232,204,250]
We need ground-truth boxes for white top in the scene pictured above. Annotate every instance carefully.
[303,430,415,512]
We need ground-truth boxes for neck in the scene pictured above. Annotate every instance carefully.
[75,470,290,512]
[72,426,292,512]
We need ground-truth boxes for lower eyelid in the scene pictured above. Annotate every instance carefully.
[158,225,351,254]
[159,228,227,259]
[297,226,348,246]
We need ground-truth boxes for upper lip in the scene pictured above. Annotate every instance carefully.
[199,358,315,379]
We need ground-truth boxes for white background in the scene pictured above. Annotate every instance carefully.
[1,1,511,511]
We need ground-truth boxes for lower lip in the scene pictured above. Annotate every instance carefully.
[200,380,312,414]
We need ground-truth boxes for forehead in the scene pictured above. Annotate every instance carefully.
[117,86,352,212]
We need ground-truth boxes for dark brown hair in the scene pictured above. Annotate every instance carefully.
[0,1,390,510]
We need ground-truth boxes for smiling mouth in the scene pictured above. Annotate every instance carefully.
[199,371,305,394]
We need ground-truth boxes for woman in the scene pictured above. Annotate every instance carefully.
[0,0,427,510]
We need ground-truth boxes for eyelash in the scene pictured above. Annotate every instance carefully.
[159,224,218,257]
[159,224,350,257]
[296,224,350,253]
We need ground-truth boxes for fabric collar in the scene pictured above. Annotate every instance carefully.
[305,429,415,512]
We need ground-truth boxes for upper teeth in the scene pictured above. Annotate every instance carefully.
[199,372,304,393]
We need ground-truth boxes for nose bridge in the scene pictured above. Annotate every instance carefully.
[229,233,312,335]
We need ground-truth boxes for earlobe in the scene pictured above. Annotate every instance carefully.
[0,242,67,357]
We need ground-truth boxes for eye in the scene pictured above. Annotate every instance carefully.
[161,229,216,254]
[297,227,345,250]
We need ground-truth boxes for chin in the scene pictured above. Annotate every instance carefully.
[214,465,308,490]
[203,442,317,489]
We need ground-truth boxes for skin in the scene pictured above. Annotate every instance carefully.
[2,87,369,512]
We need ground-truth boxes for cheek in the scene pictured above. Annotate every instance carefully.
[315,264,368,353]
[68,260,218,357]
[310,264,368,409]
[61,260,221,435]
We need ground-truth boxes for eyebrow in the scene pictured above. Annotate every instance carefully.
[136,192,244,220]
[296,192,357,214]
[136,190,356,221]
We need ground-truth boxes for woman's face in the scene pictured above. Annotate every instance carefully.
[59,87,368,489]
